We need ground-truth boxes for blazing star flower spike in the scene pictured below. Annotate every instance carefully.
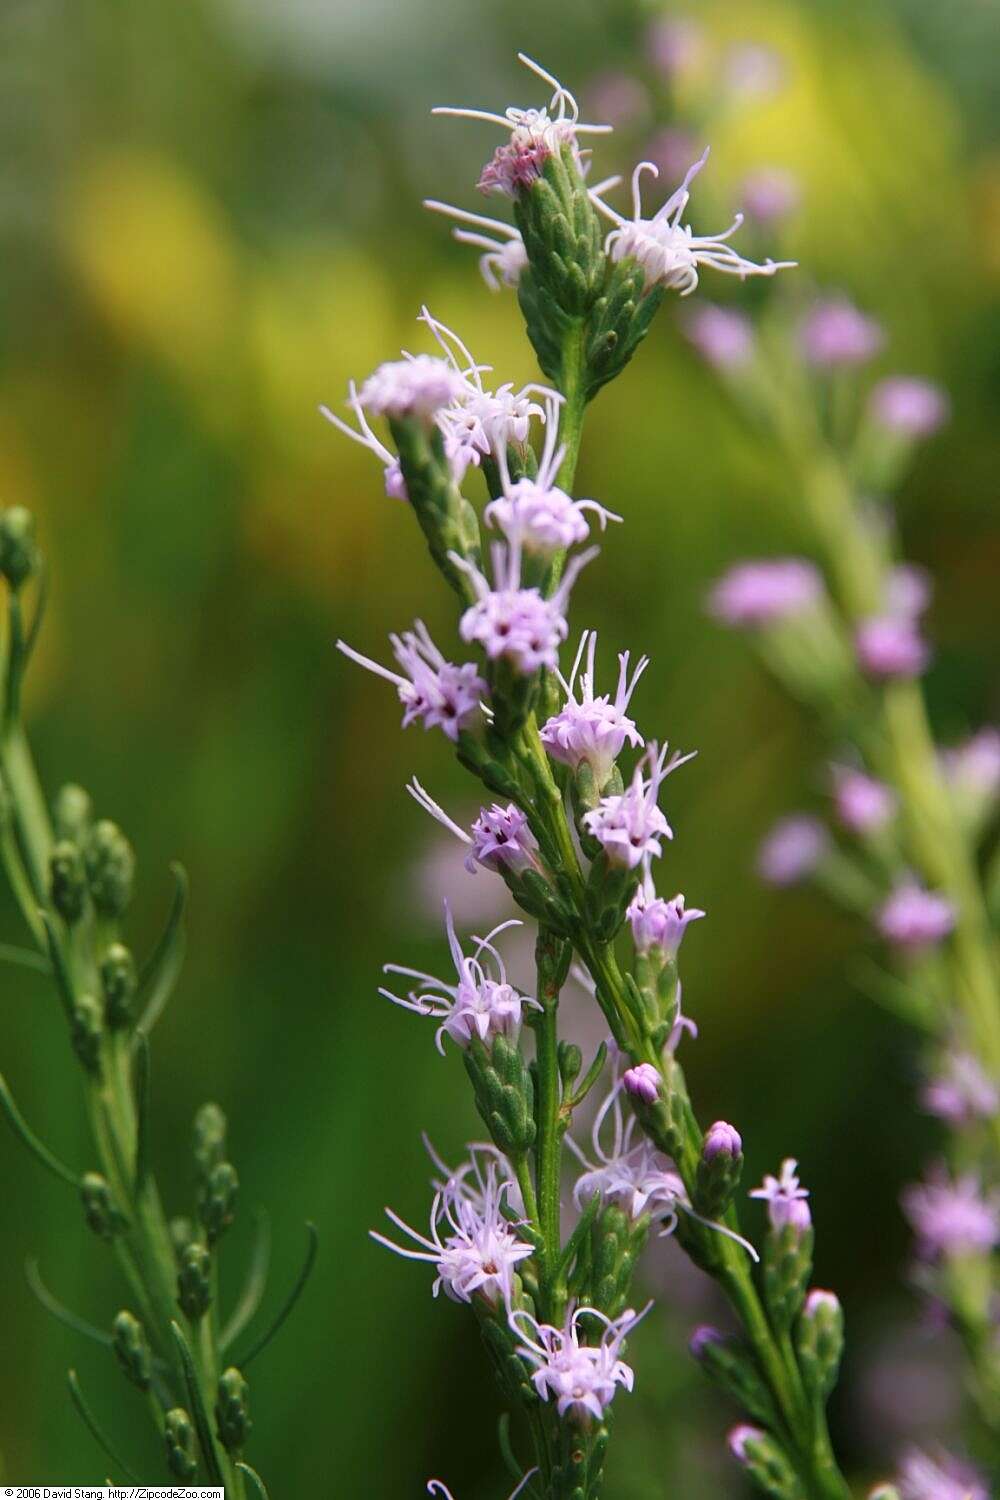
[509,1303,650,1424]
[541,630,648,782]
[592,151,796,296]
[454,539,599,677]
[434,54,612,200]
[583,741,696,870]
[336,623,486,742]
[485,402,620,555]
[380,903,540,1054]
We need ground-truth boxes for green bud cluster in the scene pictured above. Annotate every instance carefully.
[111,1310,152,1391]
[100,943,137,1029]
[0,506,40,589]
[177,1241,213,1320]
[578,1203,647,1320]
[215,1366,251,1452]
[763,1223,815,1332]
[50,840,88,925]
[70,994,103,1072]
[199,1159,239,1244]
[584,853,641,943]
[548,1422,610,1495]
[515,147,605,329]
[84,819,136,918]
[164,1407,198,1481]
[464,1034,536,1155]
[80,1171,128,1239]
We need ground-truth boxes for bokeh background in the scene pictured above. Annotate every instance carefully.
[0,0,997,1493]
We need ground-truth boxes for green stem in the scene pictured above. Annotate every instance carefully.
[532,982,563,1320]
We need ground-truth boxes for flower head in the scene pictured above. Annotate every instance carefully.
[583,741,695,870]
[569,1071,685,1222]
[372,1143,534,1306]
[942,728,1000,810]
[728,1424,767,1464]
[894,1446,989,1500]
[703,1121,743,1162]
[433,54,611,199]
[750,1158,812,1233]
[832,766,896,834]
[423,200,528,290]
[358,354,465,421]
[455,540,598,676]
[856,616,930,679]
[593,151,795,295]
[622,1063,661,1104]
[337,623,486,741]
[626,871,705,957]
[869,378,949,439]
[682,302,754,370]
[689,1324,725,1360]
[921,1052,999,1126]
[470,803,540,874]
[708,558,823,627]
[800,298,884,367]
[756,815,828,886]
[485,407,619,555]
[902,1167,1000,1258]
[877,882,955,950]
[540,631,648,782]
[381,904,539,1054]
[320,381,409,500]
[510,1303,648,1424]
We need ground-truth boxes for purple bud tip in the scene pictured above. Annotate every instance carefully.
[728,1425,765,1464]
[623,1063,661,1104]
[689,1324,724,1360]
[703,1120,743,1160]
[804,1288,840,1317]
[772,1195,813,1233]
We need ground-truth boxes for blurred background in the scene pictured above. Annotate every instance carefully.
[0,0,997,1493]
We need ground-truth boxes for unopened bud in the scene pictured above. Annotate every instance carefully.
[164,1408,198,1481]
[112,1310,152,1390]
[193,1102,228,1177]
[100,943,137,1030]
[796,1289,844,1402]
[727,1425,802,1499]
[54,784,92,843]
[0,507,39,589]
[71,994,103,1072]
[690,1328,779,1428]
[215,1367,251,1452]
[199,1160,239,1244]
[50,840,87,924]
[80,1172,127,1239]
[623,1063,661,1104]
[694,1121,744,1218]
[557,1042,583,1091]
[85,820,135,918]
[177,1242,212,1321]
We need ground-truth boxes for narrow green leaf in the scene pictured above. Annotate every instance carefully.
[26,1259,112,1347]
[236,1461,270,1499]
[0,941,50,973]
[220,1210,272,1352]
[23,560,49,667]
[569,1041,607,1108]
[135,864,188,1039]
[497,1412,520,1483]
[67,1370,138,1482]
[170,1322,225,1485]
[0,1072,80,1186]
[235,1222,318,1369]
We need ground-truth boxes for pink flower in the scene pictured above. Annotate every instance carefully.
[683,303,754,370]
[832,767,896,834]
[337,622,486,741]
[583,741,695,870]
[622,1063,661,1104]
[510,1303,649,1424]
[800,298,884,367]
[869,378,949,438]
[750,1158,812,1233]
[455,540,598,676]
[541,630,647,782]
[708,558,823,627]
[876,883,954,949]
[756,815,828,886]
[855,616,930,679]
[626,874,705,957]
[902,1168,1000,1258]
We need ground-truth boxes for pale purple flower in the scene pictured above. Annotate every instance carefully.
[804,1289,840,1318]
[372,1145,534,1306]
[682,303,754,370]
[756,815,828,886]
[895,1446,989,1500]
[622,1063,661,1105]
[433,54,611,200]
[404,779,543,879]
[583,741,695,870]
[320,382,410,500]
[870,378,949,439]
[380,904,539,1054]
[877,883,955,949]
[358,355,464,420]
[540,631,648,782]
[689,1324,724,1360]
[423,200,528,290]
[885,564,932,620]
[902,1168,1000,1258]
[800,298,884,367]
[832,767,896,834]
[626,872,705,957]
[510,1303,648,1424]
[723,43,786,99]
[708,558,823,627]
[592,151,795,296]
[703,1121,742,1161]
[921,1052,999,1126]
[455,539,598,676]
[856,616,929,679]
[728,1425,767,1464]
[750,1158,812,1233]
[942,728,1000,807]
[485,407,619,555]
[337,622,486,741]
[647,18,704,80]
[739,167,800,223]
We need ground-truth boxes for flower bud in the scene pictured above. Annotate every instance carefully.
[463,1034,536,1156]
[100,943,137,1030]
[54,783,92,843]
[623,1063,660,1104]
[193,1102,228,1177]
[727,1424,802,1499]
[70,994,103,1073]
[84,820,135,918]
[50,840,87,924]
[112,1310,152,1391]
[795,1289,844,1403]
[590,1203,648,1318]
[170,1216,196,1257]
[694,1121,744,1219]
[198,1160,239,1244]
[215,1367,252,1452]
[80,1171,127,1239]
[690,1328,779,1427]
[763,1218,814,1332]
[0,507,39,589]
[164,1407,198,1481]
[557,1041,583,1092]
[177,1242,213,1321]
